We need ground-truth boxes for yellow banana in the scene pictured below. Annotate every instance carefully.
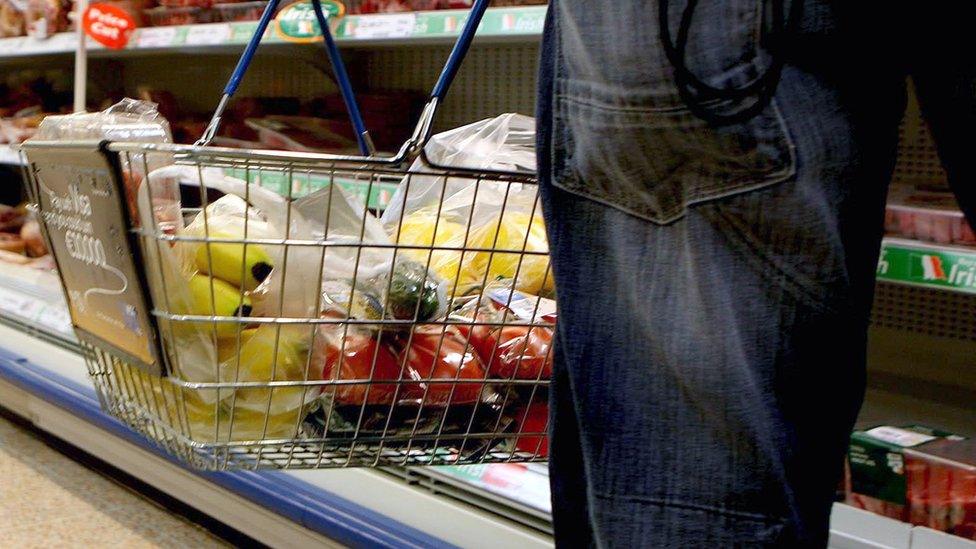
[195,234,273,291]
[187,274,253,338]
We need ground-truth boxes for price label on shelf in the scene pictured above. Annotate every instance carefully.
[185,23,232,45]
[350,13,416,39]
[136,26,178,48]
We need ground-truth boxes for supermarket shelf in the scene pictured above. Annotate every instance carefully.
[0,263,73,344]
[878,238,976,294]
[0,6,545,61]
[0,145,23,166]
[0,32,77,59]
[0,321,552,548]
[829,504,976,549]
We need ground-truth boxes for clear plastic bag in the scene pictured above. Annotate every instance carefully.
[34,99,175,224]
[151,168,447,420]
[381,114,553,297]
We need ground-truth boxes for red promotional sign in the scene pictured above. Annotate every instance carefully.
[83,3,136,49]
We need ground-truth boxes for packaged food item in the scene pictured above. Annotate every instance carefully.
[399,324,489,406]
[904,438,976,540]
[0,0,25,38]
[144,5,216,25]
[19,217,46,257]
[511,401,548,458]
[214,0,266,21]
[222,324,322,416]
[125,366,306,442]
[462,208,553,295]
[886,182,976,246]
[319,326,402,406]
[382,114,550,297]
[0,232,25,253]
[158,0,211,7]
[0,108,46,144]
[322,258,446,325]
[453,281,556,380]
[349,0,412,13]
[847,425,968,527]
[0,203,26,232]
[24,0,71,38]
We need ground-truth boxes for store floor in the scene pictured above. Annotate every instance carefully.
[0,412,229,547]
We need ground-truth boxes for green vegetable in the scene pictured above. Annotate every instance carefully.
[385,260,442,321]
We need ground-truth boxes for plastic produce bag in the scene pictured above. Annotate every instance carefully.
[33,98,175,223]
[381,114,553,297]
[452,280,556,381]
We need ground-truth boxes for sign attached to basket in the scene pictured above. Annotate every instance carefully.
[22,142,164,375]
[82,3,137,49]
[274,0,344,43]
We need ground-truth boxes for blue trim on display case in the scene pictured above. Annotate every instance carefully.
[0,344,455,549]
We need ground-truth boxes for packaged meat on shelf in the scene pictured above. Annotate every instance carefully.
[886,181,976,246]
[846,425,976,542]
[347,0,544,14]
[1,71,72,146]
[0,0,73,38]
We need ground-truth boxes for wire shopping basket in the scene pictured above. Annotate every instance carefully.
[20,0,553,470]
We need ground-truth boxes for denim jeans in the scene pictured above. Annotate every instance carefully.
[537,1,973,546]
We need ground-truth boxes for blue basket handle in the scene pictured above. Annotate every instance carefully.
[431,0,490,101]
[197,0,494,161]
[396,0,491,161]
[196,0,374,155]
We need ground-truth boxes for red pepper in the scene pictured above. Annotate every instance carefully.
[513,402,549,458]
[322,332,402,406]
[482,326,553,380]
[400,325,487,405]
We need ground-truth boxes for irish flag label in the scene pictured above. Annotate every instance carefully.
[878,240,976,293]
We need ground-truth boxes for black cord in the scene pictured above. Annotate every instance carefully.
[659,0,803,126]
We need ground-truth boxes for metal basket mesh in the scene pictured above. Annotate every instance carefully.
[69,143,553,470]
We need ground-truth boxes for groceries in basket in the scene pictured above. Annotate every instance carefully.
[453,280,556,381]
[382,113,553,298]
[25,95,552,462]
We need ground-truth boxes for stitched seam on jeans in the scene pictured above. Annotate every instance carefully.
[549,93,798,226]
[555,92,721,115]
[593,492,783,524]
[710,204,835,313]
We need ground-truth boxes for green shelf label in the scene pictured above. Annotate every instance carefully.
[877,242,976,293]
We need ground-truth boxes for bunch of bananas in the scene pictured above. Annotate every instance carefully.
[393,208,554,297]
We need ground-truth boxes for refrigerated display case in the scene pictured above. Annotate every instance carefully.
[2,4,975,548]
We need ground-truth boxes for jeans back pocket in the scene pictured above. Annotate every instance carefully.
[549,0,797,225]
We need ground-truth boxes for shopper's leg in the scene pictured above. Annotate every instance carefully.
[913,72,976,227]
[537,0,906,546]
[548,339,596,547]
[909,5,976,227]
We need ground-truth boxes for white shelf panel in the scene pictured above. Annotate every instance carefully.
[0,145,24,166]
[0,32,77,59]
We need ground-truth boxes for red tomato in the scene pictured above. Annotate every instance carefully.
[453,317,493,363]
[513,402,549,458]
[400,326,487,405]
[483,326,553,380]
[322,333,402,406]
